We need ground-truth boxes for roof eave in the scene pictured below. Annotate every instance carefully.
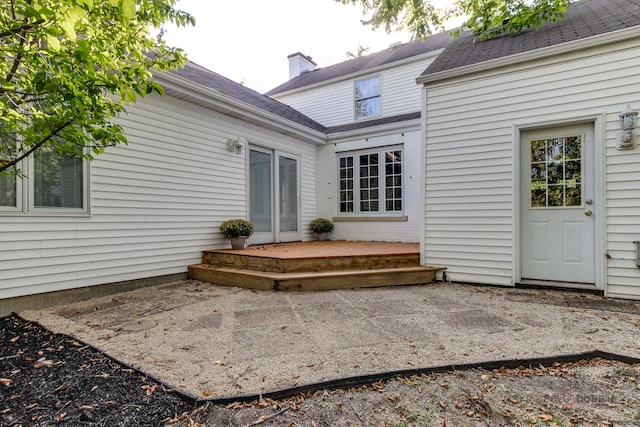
[416,25,640,86]
[326,117,421,142]
[155,72,327,145]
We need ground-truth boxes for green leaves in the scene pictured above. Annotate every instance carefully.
[0,0,194,174]
[121,0,136,20]
[339,0,572,41]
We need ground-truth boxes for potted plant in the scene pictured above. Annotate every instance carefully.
[310,218,334,241]
[219,219,254,249]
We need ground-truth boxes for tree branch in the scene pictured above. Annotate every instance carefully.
[0,19,45,38]
[0,120,72,174]
[1,38,25,95]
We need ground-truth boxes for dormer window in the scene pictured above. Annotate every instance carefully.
[355,76,380,119]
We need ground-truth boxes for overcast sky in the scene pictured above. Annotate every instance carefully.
[163,0,416,94]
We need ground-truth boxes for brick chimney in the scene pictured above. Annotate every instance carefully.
[287,52,316,79]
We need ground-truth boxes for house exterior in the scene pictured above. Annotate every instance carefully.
[417,0,640,299]
[2,0,640,304]
[266,33,452,242]
[0,62,325,301]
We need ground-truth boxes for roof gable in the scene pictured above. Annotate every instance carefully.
[421,0,640,77]
[266,31,453,96]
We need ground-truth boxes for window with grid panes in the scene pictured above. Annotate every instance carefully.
[338,147,402,215]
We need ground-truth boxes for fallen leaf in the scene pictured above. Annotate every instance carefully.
[408,342,416,347]
[25,403,37,410]
[10,336,18,342]
[56,412,66,422]
[95,372,110,379]
[142,384,158,396]
[0,378,11,387]
[33,358,53,369]
[79,405,94,411]
[480,374,490,381]
[202,391,212,397]
[387,393,400,403]
[539,414,553,422]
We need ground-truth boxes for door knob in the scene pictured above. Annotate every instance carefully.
[585,210,592,216]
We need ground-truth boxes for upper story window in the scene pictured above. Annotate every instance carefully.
[338,146,403,215]
[0,141,88,214]
[355,76,381,119]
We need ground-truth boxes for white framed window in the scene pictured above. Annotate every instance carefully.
[0,142,89,215]
[338,146,403,215]
[355,76,381,119]
[31,144,86,211]
[0,143,21,212]
[0,168,20,212]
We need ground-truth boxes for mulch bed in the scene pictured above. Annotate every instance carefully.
[0,314,196,426]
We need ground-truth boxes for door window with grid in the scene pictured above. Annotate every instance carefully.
[339,147,402,214]
[529,134,583,208]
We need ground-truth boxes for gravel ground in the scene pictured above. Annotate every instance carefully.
[2,313,639,426]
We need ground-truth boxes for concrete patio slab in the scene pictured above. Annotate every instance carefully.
[20,281,640,400]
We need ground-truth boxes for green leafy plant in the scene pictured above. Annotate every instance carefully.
[310,218,334,234]
[338,0,571,41]
[219,219,254,238]
[0,0,195,175]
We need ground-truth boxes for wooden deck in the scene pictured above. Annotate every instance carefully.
[188,241,446,292]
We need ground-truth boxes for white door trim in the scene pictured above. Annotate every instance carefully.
[513,114,606,290]
[248,144,302,244]
[275,151,302,243]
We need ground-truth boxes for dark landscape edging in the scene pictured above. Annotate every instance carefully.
[200,350,640,405]
[14,314,640,407]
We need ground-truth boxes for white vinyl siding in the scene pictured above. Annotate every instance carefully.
[423,37,640,298]
[273,53,441,127]
[0,94,318,299]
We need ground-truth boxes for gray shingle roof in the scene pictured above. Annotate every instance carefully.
[422,0,640,77]
[266,32,454,96]
[171,62,326,133]
[326,112,421,134]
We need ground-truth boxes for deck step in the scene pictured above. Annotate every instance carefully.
[188,264,444,292]
[201,250,420,273]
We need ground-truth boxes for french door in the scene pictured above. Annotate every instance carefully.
[249,146,300,244]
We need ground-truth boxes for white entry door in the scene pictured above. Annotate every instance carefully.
[249,146,300,244]
[520,124,595,285]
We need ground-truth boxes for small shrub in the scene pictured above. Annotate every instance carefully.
[310,218,334,233]
[219,219,254,238]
